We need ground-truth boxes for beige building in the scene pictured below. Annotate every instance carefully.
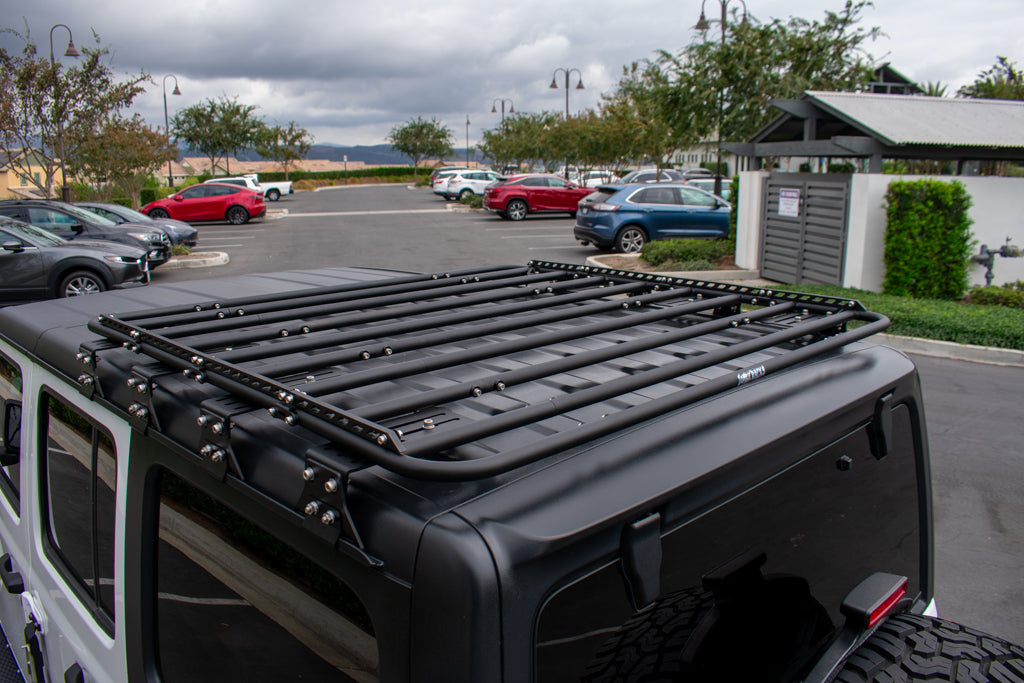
[0,149,58,199]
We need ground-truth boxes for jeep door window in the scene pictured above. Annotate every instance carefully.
[41,392,117,630]
[0,353,21,508]
[154,470,378,682]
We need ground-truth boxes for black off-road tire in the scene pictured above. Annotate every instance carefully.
[836,613,1024,682]
[581,587,714,682]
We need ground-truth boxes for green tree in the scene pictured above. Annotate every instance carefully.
[67,114,177,207]
[957,56,1024,100]
[386,117,454,178]
[657,0,879,148]
[254,120,313,180]
[172,95,261,175]
[600,60,692,174]
[0,26,148,198]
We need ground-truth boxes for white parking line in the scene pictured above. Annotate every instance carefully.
[288,210,449,217]
[500,234,572,239]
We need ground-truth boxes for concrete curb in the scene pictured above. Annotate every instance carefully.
[161,252,230,269]
[872,334,1024,367]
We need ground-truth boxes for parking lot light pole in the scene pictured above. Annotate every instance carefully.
[466,116,471,167]
[491,98,514,124]
[49,24,79,202]
[550,68,584,178]
[695,0,747,197]
[163,74,181,188]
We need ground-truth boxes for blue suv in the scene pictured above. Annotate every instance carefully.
[574,183,731,253]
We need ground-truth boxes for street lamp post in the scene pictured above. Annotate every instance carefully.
[49,24,79,202]
[491,98,514,124]
[695,0,747,197]
[163,75,181,188]
[549,68,584,177]
[466,116,471,167]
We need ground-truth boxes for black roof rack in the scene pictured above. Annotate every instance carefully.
[81,261,888,480]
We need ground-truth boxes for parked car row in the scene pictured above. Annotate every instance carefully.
[0,199,171,266]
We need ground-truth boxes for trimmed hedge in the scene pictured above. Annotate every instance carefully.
[640,238,735,268]
[258,167,419,183]
[883,180,973,300]
[795,284,1024,350]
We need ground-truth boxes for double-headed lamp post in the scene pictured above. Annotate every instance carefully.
[695,0,747,197]
[49,24,79,202]
[550,68,584,177]
[549,68,584,121]
[163,75,181,188]
[491,98,514,124]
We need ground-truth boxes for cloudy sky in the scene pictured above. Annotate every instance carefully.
[4,1,1022,148]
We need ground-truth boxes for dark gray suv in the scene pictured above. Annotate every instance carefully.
[0,215,148,302]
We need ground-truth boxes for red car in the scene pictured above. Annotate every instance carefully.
[142,183,266,225]
[483,174,592,221]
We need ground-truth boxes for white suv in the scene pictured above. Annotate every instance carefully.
[444,170,503,200]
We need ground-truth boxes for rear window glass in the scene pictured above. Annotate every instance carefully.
[155,470,378,682]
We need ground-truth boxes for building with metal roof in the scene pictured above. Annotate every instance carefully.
[727,91,1024,173]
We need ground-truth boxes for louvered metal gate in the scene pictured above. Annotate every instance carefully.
[760,173,851,285]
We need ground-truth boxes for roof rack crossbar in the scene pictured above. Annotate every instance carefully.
[299,292,732,397]
[399,310,870,457]
[214,279,650,365]
[233,285,697,379]
[133,269,567,340]
[527,261,868,314]
[353,301,797,421]
[119,265,526,324]
[179,275,631,354]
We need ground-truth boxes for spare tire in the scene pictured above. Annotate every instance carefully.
[836,613,1024,682]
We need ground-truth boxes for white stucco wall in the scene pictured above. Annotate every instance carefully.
[739,172,1024,291]
[735,171,768,270]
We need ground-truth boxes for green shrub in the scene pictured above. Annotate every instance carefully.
[111,197,132,208]
[883,180,973,300]
[965,281,1024,309]
[139,188,158,206]
[640,238,734,267]
[459,193,483,209]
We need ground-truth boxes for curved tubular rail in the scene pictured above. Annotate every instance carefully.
[287,312,890,481]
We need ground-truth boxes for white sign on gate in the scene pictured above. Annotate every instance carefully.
[778,188,801,218]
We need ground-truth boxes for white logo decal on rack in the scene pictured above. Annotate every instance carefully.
[737,365,766,385]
